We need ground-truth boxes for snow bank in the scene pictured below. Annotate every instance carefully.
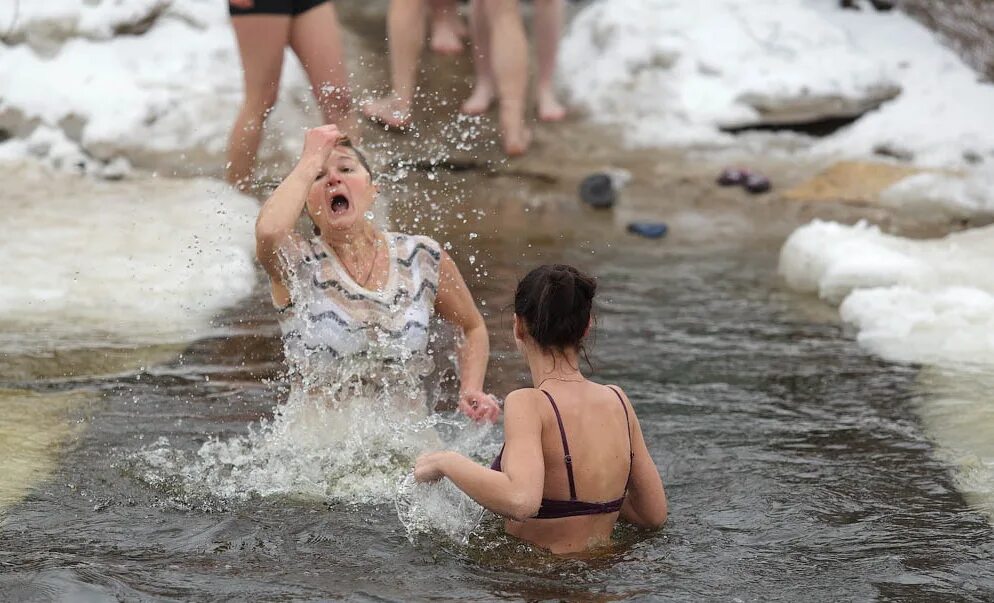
[809,3,994,168]
[779,220,994,367]
[880,167,994,219]
[560,0,994,169]
[0,0,172,47]
[0,162,259,353]
[782,219,994,525]
[0,0,314,174]
[560,0,899,146]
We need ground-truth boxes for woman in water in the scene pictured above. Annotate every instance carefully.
[255,123,500,422]
[226,0,356,191]
[414,265,668,553]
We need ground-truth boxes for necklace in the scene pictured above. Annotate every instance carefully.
[342,234,381,288]
[537,376,586,388]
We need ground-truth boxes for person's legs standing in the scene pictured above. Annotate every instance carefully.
[533,0,565,122]
[226,14,292,190]
[429,0,466,55]
[289,2,357,138]
[362,0,428,129]
[480,0,529,155]
[460,0,496,115]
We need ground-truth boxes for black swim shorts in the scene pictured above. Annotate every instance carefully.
[229,0,331,17]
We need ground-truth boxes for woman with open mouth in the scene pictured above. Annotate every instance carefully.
[255,123,501,423]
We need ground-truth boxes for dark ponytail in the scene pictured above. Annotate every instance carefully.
[514,264,596,353]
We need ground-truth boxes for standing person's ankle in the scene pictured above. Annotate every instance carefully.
[536,87,566,122]
[461,80,496,115]
[361,95,413,129]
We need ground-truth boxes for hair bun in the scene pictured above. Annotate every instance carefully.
[514,264,596,352]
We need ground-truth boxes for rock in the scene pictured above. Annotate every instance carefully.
[579,173,617,209]
[730,82,901,129]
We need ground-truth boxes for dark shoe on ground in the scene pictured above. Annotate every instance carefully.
[869,0,895,11]
[579,173,616,208]
[627,222,668,239]
[717,167,748,186]
[744,172,771,194]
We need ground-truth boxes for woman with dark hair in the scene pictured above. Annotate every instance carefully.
[414,264,668,553]
[255,123,500,422]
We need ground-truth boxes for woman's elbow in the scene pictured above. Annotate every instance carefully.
[507,492,541,522]
[645,505,668,529]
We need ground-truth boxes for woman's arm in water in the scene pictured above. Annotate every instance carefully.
[614,388,668,528]
[255,125,342,305]
[434,250,500,422]
[415,390,544,520]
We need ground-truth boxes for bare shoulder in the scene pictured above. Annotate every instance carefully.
[503,388,546,414]
[602,383,635,411]
[603,383,628,396]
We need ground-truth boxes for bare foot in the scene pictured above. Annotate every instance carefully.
[501,122,532,157]
[537,90,567,122]
[361,97,412,130]
[430,15,465,55]
[460,83,495,116]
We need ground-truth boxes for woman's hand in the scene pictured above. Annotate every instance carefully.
[414,451,452,483]
[459,390,501,423]
[298,124,345,174]
[229,0,254,9]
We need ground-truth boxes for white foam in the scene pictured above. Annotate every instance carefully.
[0,162,258,352]
[136,389,498,540]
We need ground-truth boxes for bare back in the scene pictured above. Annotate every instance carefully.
[504,382,634,553]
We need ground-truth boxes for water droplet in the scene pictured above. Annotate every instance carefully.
[364,210,375,221]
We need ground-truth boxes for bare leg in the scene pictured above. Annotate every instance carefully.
[429,0,466,55]
[460,0,496,115]
[533,0,566,122]
[362,0,428,129]
[226,15,292,190]
[289,3,358,139]
[481,0,530,156]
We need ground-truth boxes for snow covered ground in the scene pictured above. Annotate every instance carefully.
[560,0,994,221]
[0,1,297,348]
[0,161,258,354]
[0,0,315,176]
[560,0,994,171]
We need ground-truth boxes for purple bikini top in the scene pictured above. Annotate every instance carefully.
[490,386,634,519]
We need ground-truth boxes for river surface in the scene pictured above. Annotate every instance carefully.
[4,1,994,599]
[2,163,993,600]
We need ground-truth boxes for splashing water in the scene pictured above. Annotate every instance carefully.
[395,474,486,545]
[133,229,502,539]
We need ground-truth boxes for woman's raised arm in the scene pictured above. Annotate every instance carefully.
[255,125,342,294]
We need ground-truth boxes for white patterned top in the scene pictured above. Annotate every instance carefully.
[276,232,443,380]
